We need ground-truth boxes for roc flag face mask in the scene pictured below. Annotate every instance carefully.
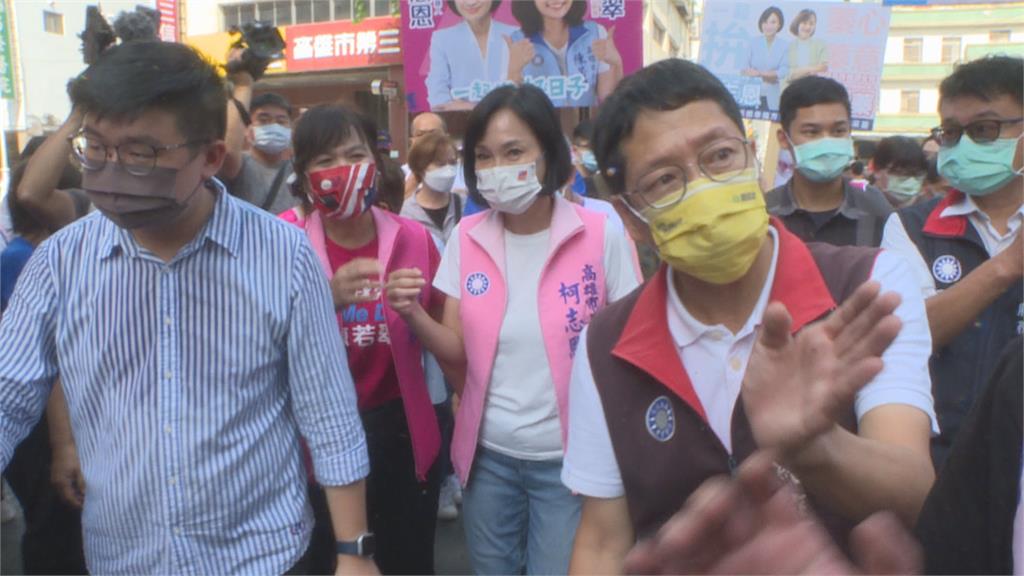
[306,162,377,220]
[476,162,543,215]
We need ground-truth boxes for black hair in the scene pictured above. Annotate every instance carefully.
[572,120,594,144]
[779,76,851,133]
[592,59,745,195]
[849,161,864,176]
[447,0,501,17]
[758,7,784,33]
[873,136,928,174]
[462,84,573,205]
[251,92,293,115]
[511,0,586,36]
[8,137,83,237]
[67,41,226,143]
[789,9,817,37]
[939,55,1023,105]
[290,104,374,206]
[374,156,407,213]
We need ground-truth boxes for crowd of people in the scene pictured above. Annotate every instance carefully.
[0,34,1020,576]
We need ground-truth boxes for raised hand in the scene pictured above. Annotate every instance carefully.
[504,35,536,82]
[591,26,622,68]
[330,258,383,309]
[385,268,427,318]
[995,226,1023,279]
[741,281,902,460]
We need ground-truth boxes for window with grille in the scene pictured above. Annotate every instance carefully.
[941,37,960,63]
[43,11,64,35]
[222,0,360,30]
[900,90,920,114]
[903,38,922,63]
[990,30,1011,43]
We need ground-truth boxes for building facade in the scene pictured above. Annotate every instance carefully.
[645,0,692,63]
[876,2,1024,136]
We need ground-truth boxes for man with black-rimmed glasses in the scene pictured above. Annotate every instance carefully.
[0,42,376,575]
[881,55,1024,471]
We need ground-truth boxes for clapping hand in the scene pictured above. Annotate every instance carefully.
[741,281,902,462]
[624,452,922,575]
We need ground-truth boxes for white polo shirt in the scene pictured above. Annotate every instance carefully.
[562,227,939,498]
[881,194,1024,299]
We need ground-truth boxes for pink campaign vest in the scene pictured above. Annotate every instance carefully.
[283,207,441,481]
[452,197,608,483]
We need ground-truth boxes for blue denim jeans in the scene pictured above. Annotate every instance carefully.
[462,446,582,575]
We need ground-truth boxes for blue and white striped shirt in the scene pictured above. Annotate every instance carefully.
[0,185,369,574]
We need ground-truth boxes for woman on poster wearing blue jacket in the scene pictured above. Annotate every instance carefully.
[426,0,519,111]
[506,0,622,107]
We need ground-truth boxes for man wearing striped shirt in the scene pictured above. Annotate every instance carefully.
[0,42,375,574]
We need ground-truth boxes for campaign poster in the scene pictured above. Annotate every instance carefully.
[401,0,643,112]
[699,0,890,130]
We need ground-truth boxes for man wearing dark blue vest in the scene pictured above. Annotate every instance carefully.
[561,59,938,574]
[881,55,1023,471]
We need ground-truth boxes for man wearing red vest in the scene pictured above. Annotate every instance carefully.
[562,59,938,573]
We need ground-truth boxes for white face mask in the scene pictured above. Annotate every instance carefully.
[423,164,457,194]
[476,162,543,215]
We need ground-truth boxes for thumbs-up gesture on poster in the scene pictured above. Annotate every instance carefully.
[592,25,622,69]
[504,34,536,83]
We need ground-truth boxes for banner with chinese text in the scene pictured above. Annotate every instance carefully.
[699,0,890,130]
[401,0,642,112]
[285,17,403,72]
[0,0,14,99]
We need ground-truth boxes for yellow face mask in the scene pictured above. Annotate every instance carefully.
[645,168,769,285]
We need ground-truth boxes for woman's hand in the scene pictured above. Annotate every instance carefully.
[504,35,536,83]
[385,268,428,319]
[591,26,622,69]
[330,258,383,309]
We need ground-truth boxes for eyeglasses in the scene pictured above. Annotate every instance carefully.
[930,118,1024,148]
[69,131,208,177]
[625,137,752,213]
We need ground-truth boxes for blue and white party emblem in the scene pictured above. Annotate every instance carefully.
[932,255,962,284]
[465,272,490,296]
[646,396,676,442]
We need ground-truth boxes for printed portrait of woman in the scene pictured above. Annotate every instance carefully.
[505,0,623,107]
[425,0,518,111]
[742,6,790,111]
[786,9,829,84]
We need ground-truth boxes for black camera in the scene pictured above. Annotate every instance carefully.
[225,21,286,81]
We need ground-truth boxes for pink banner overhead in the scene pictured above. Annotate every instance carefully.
[401,0,643,112]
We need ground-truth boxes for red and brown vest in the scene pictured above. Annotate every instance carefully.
[586,222,878,542]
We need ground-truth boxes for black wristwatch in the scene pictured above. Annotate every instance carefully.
[336,533,376,557]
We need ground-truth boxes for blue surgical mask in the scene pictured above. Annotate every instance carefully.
[253,124,292,155]
[581,150,599,173]
[937,135,1024,197]
[790,136,855,183]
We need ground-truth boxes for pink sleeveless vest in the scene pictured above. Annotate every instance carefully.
[452,197,608,483]
[283,207,441,481]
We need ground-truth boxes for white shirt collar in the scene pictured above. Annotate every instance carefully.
[940,193,1024,222]
[666,227,781,349]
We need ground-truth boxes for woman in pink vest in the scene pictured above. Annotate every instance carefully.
[385,85,640,574]
[281,104,443,575]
